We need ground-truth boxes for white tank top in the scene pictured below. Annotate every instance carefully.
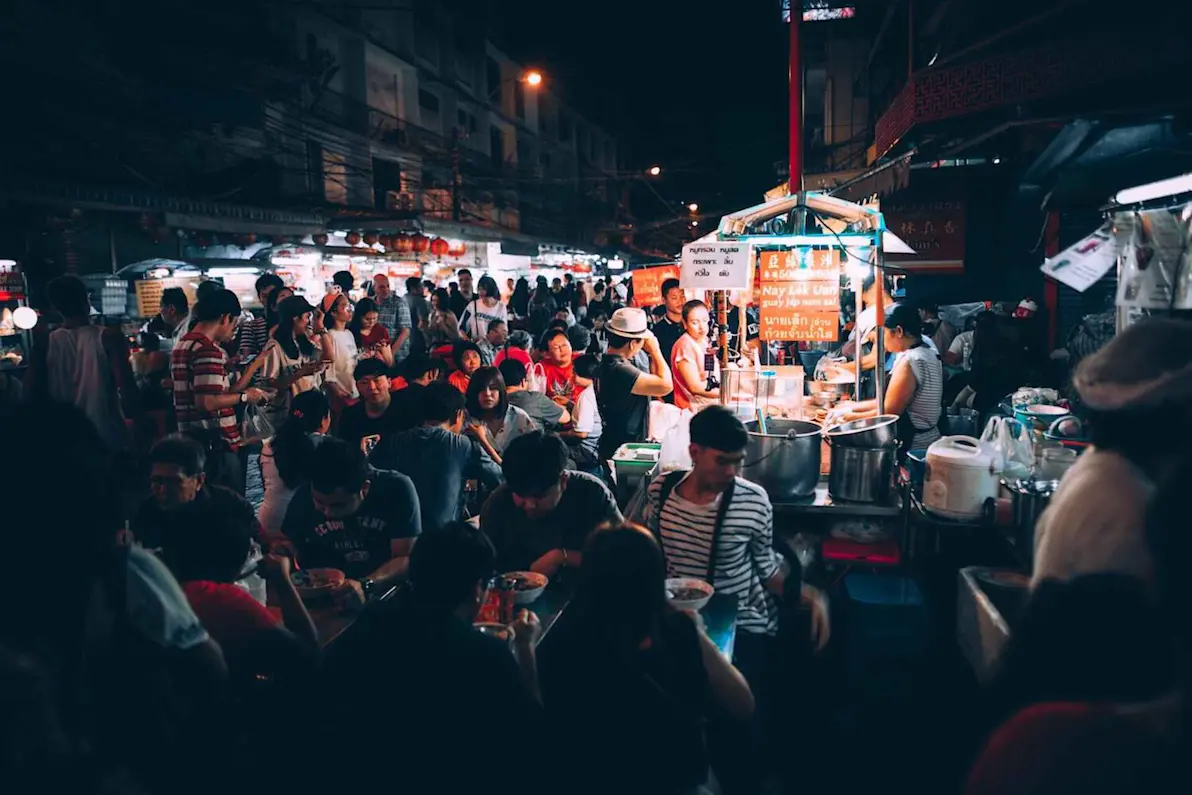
[46,325,129,451]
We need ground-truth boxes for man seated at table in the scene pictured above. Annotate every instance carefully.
[282,438,421,606]
[165,490,318,685]
[372,380,503,532]
[501,358,570,430]
[481,431,622,576]
[323,521,543,794]
[337,359,420,452]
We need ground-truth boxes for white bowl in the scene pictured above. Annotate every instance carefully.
[504,571,548,604]
[665,577,714,612]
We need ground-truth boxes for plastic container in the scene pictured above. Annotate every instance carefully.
[720,366,804,421]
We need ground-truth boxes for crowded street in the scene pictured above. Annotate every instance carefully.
[3,1,1192,794]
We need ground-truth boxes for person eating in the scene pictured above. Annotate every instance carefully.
[281,438,421,606]
[481,431,622,576]
[670,299,720,412]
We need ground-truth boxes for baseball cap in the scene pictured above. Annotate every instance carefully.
[607,307,650,339]
[278,295,317,318]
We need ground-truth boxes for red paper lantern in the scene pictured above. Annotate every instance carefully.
[313,233,329,246]
[429,237,450,257]
[345,231,362,246]
[395,234,414,253]
[363,232,379,246]
[411,233,430,253]
[448,241,467,257]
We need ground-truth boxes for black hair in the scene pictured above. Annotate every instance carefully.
[420,380,466,424]
[457,268,472,278]
[573,353,599,381]
[164,488,258,583]
[150,434,207,477]
[538,326,569,350]
[195,279,224,302]
[408,521,495,610]
[275,299,316,359]
[661,278,681,299]
[405,276,422,292]
[452,340,483,370]
[272,390,330,490]
[465,366,508,420]
[309,437,369,494]
[882,303,924,337]
[431,287,451,311]
[570,523,669,654]
[193,289,241,323]
[137,331,160,352]
[353,357,390,382]
[265,284,292,330]
[499,358,527,387]
[507,329,532,350]
[45,275,91,318]
[160,287,189,314]
[255,273,284,297]
[547,318,569,332]
[487,317,506,334]
[501,431,568,496]
[349,296,380,343]
[402,354,443,382]
[567,324,591,354]
[689,404,749,452]
[332,270,353,292]
[681,299,707,322]
[477,275,499,299]
[606,331,637,350]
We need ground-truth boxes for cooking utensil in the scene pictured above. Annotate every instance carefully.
[944,407,979,438]
[824,415,899,448]
[743,419,822,500]
[1003,477,1059,553]
[828,444,895,503]
[923,436,1001,520]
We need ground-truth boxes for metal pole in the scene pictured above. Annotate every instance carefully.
[853,274,863,402]
[875,254,886,415]
[788,6,803,194]
[717,289,729,369]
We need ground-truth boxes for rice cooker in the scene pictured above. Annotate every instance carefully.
[923,436,1002,520]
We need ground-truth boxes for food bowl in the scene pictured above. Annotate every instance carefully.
[504,571,548,604]
[290,567,345,600]
[1015,404,1070,431]
[665,578,714,612]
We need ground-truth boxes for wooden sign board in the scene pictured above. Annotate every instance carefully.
[631,263,681,308]
[757,249,841,342]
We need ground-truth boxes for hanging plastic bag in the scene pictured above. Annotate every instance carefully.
[979,416,1031,479]
[528,361,548,394]
[658,409,694,472]
[240,402,275,446]
[647,400,683,442]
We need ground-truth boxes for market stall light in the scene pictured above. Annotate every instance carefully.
[1113,172,1192,205]
[736,234,882,248]
[607,258,625,270]
[12,306,37,330]
[206,267,262,276]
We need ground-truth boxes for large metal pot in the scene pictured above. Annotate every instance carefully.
[828,443,895,502]
[824,415,899,448]
[743,420,821,500]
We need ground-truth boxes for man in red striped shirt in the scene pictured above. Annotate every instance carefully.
[172,288,267,494]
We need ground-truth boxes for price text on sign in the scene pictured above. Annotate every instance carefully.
[758,249,839,282]
[631,264,681,307]
[680,241,752,290]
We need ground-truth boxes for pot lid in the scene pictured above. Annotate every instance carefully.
[926,436,998,469]
[825,415,898,437]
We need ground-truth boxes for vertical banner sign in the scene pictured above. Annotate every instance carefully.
[631,263,681,308]
[680,241,753,290]
[758,249,841,341]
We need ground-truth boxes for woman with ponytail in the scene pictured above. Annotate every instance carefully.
[257,389,330,537]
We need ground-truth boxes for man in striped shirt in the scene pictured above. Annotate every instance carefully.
[172,289,268,494]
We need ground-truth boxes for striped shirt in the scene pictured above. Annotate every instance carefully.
[899,344,943,449]
[644,472,781,636]
[172,330,240,449]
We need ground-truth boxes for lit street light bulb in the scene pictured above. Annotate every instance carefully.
[647,165,662,177]
[523,70,543,87]
[687,203,699,212]
[12,306,38,330]
[690,220,699,227]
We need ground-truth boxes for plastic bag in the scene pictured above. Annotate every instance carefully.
[980,416,1031,479]
[240,402,275,445]
[647,400,683,442]
[528,362,548,394]
[658,409,694,472]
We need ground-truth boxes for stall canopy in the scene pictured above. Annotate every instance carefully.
[716,192,917,254]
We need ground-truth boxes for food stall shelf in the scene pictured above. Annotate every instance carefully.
[772,479,903,517]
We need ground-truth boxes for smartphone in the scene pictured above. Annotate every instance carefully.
[361,434,381,458]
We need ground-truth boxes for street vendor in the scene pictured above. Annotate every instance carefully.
[1032,318,1192,589]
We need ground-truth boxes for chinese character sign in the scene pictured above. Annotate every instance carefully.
[883,199,966,272]
[757,250,841,342]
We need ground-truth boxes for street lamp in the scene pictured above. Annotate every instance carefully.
[489,70,545,101]
[687,202,699,212]
[523,70,543,87]
[647,165,662,177]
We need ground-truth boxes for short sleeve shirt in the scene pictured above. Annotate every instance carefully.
[282,470,422,578]
[596,353,646,460]
[540,360,578,403]
[670,334,718,412]
[125,545,211,650]
[375,294,412,361]
[181,580,280,648]
[172,330,240,448]
[507,389,565,429]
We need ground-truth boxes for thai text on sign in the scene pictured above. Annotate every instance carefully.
[631,263,681,308]
[757,250,841,342]
[680,241,752,290]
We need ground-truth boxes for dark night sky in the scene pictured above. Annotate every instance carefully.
[499,0,790,221]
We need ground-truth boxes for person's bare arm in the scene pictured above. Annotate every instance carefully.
[195,390,264,412]
[261,554,317,648]
[690,613,754,721]
[376,342,395,368]
[230,353,269,392]
[676,357,718,399]
[881,358,918,417]
[368,537,416,586]
[391,328,410,355]
[630,333,674,397]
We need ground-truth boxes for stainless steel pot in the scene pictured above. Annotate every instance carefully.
[743,419,821,500]
[825,415,900,448]
[828,444,895,503]
[1003,478,1059,553]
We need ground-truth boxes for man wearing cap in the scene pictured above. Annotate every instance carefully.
[596,307,673,462]
[1032,318,1192,590]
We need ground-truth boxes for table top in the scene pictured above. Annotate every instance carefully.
[772,480,903,517]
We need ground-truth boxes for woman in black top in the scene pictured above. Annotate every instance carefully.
[538,523,753,795]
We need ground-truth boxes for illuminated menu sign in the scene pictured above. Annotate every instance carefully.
[758,250,841,342]
[781,1,857,22]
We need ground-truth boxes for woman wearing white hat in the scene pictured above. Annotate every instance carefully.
[1032,318,1192,589]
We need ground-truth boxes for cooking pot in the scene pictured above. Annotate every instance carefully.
[827,443,895,503]
[923,436,1001,520]
[824,415,899,448]
[743,420,821,500]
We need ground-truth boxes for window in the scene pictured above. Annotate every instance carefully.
[372,157,402,209]
[457,109,478,133]
[486,57,502,99]
[490,127,504,164]
[514,82,525,119]
[418,89,440,114]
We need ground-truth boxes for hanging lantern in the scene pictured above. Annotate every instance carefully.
[429,237,450,257]
[363,232,379,246]
[313,233,329,246]
[394,233,414,253]
[411,233,430,253]
[345,231,362,246]
[447,241,467,257]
